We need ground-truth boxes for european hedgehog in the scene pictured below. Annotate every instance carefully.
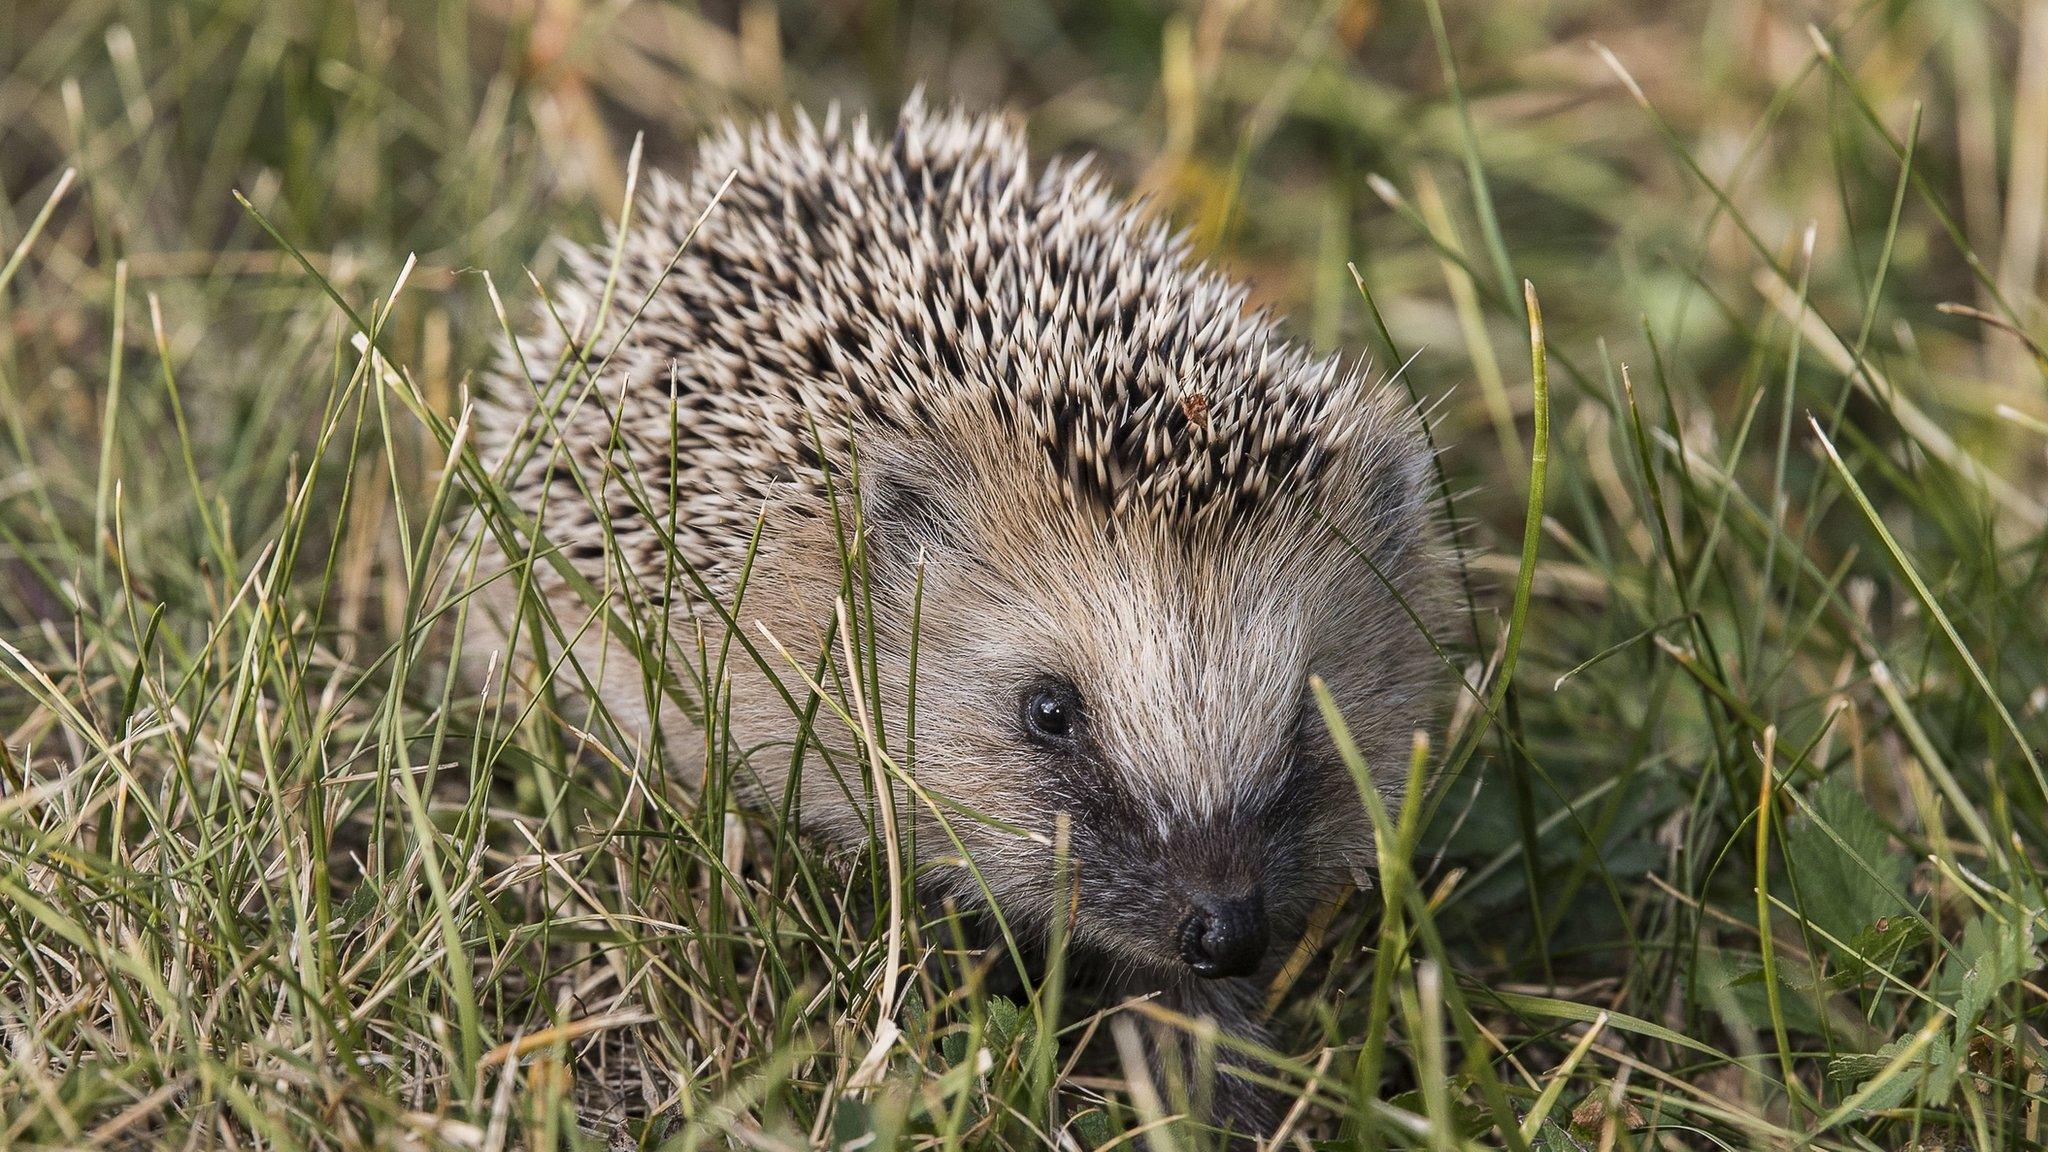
[468,97,1443,1133]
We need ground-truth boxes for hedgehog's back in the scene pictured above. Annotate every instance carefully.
[474,98,1424,593]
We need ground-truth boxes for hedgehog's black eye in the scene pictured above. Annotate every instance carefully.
[1020,681,1084,749]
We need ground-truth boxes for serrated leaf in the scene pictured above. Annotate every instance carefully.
[1068,1109,1113,1149]
[1835,915,1930,988]
[337,882,378,925]
[1828,1033,1956,1113]
[986,995,1022,1050]
[1945,911,2040,1039]
[1785,779,1911,954]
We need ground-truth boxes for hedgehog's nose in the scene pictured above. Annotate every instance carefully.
[1176,890,1268,979]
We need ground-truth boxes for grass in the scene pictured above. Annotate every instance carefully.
[3,0,2047,1147]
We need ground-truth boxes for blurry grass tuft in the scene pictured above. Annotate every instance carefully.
[3,1,2046,1148]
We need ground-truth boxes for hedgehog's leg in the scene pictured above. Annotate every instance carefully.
[1140,976,1283,1142]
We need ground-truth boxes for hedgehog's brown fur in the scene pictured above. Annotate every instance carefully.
[466,97,1444,1134]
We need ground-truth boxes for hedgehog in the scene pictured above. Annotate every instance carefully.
[465,97,1444,1134]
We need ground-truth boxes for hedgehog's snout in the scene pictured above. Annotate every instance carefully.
[1175,888,1269,979]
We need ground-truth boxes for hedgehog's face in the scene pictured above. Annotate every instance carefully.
[964,657,1360,982]
[849,433,1435,981]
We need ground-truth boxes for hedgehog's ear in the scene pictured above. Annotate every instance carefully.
[855,449,972,576]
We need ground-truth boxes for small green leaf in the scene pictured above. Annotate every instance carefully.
[986,995,1022,1050]
[1068,1108,1113,1149]
[336,883,378,925]
[1784,780,1912,952]
[1530,1118,1596,1152]
[1828,1033,1955,1113]
[1945,911,2040,1039]
[831,1096,873,1144]
[1386,1087,1487,1139]
[1834,915,1930,988]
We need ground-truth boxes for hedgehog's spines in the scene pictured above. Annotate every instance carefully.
[476,99,1432,583]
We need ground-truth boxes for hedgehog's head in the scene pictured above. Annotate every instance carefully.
[833,362,1442,981]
